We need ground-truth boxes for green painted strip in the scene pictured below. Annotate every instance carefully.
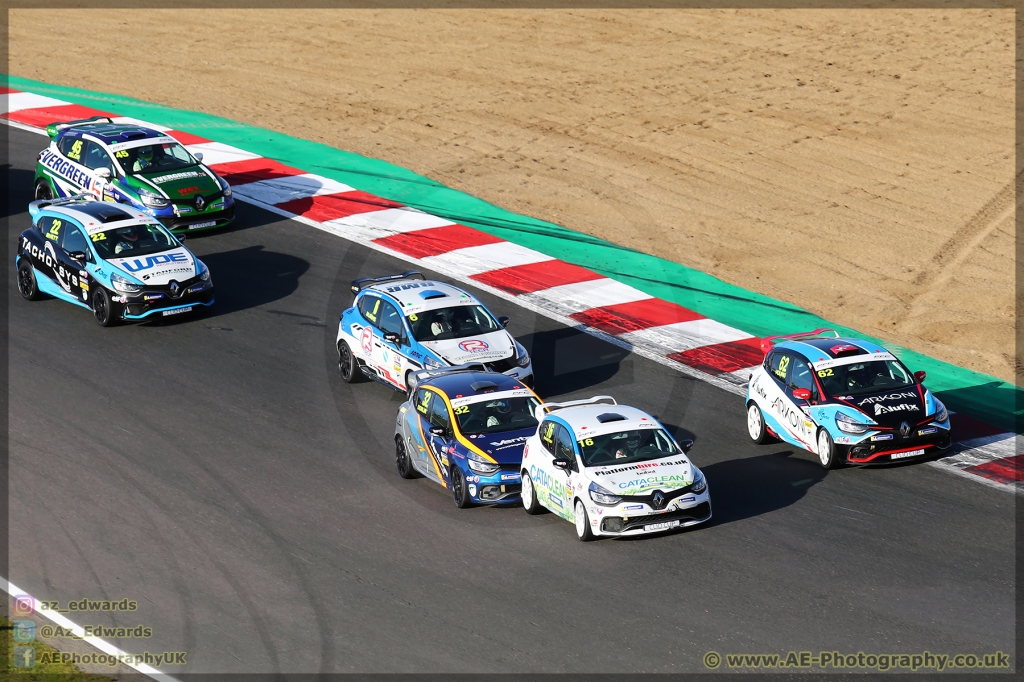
[7,74,1019,432]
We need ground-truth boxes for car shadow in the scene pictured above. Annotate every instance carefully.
[699,448,827,526]
[144,245,309,323]
[518,327,631,398]
[178,199,288,239]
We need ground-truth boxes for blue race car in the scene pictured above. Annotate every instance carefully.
[745,328,951,468]
[337,271,533,392]
[16,196,214,326]
[394,365,542,507]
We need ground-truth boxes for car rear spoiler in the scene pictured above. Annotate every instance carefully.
[759,328,840,353]
[27,193,93,220]
[406,362,492,393]
[45,116,114,138]
[350,270,425,296]
[534,396,617,422]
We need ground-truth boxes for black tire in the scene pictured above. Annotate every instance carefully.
[746,402,774,444]
[521,471,543,515]
[816,428,844,470]
[450,467,471,508]
[34,179,53,201]
[337,341,364,383]
[17,260,42,301]
[92,287,119,327]
[395,437,417,479]
[574,499,595,541]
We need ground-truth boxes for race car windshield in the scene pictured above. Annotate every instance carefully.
[117,143,199,176]
[454,396,542,435]
[578,428,680,467]
[816,360,915,397]
[408,305,501,342]
[91,223,179,260]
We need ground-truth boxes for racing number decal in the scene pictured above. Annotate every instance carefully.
[360,326,373,356]
[816,368,834,378]
[773,355,790,380]
[115,150,130,159]
[365,298,380,324]
[578,438,594,448]
[454,405,469,415]
[45,220,61,241]
[541,421,555,447]
[415,391,432,416]
[90,232,106,242]
[67,140,83,161]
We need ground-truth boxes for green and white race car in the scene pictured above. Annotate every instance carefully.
[34,116,235,233]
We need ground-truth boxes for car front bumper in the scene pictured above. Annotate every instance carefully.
[115,281,215,320]
[591,489,712,536]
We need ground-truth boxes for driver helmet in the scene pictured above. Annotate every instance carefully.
[136,147,154,167]
[116,225,141,242]
[489,399,511,414]
[626,432,641,450]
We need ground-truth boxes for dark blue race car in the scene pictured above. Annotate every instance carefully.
[393,365,543,507]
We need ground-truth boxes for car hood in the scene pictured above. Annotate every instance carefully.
[464,426,534,463]
[108,247,197,285]
[126,166,219,199]
[421,330,515,365]
[586,455,694,496]
[840,387,926,426]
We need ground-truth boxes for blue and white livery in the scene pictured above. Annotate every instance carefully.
[336,271,533,392]
[745,329,952,468]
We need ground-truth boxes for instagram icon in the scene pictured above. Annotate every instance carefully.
[13,595,34,617]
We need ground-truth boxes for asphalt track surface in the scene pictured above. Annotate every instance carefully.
[6,127,1015,675]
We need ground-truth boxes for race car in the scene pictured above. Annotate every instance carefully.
[337,271,533,392]
[745,328,951,468]
[394,365,542,507]
[17,196,214,326]
[520,396,711,541]
[34,116,235,233]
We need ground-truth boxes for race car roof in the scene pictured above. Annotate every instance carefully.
[63,122,167,146]
[423,370,526,398]
[368,279,479,314]
[548,404,662,440]
[47,202,153,234]
[777,337,887,361]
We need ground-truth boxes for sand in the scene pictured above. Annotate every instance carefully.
[9,8,1016,383]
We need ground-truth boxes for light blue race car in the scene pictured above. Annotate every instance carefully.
[745,329,951,468]
[16,195,214,326]
[336,271,533,392]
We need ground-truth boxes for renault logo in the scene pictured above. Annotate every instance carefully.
[169,280,180,296]
[652,491,666,510]
[899,421,910,438]
[195,195,206,210]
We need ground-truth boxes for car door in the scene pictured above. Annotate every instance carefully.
[765,351,814,449]
[55,223,92,304]
[785,354,819,444]
[408,388,438,478]
[374,299,408,388]
[82,140,115,200]
[31,215,66,285]
[426,394,455,484]
[551,425,579,522]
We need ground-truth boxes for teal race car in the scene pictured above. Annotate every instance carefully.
[34,116,234,233]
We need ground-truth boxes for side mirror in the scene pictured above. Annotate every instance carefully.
[193,152,204,162]
[914,371,926,383]
[94,168,111,181]
[67,250,87,263]
[429,426,447,438]
[552,457,571,471]
[383,331,401,344]
[679,439,694,453]
[792,388,812,401]
[177,234,186,242]
[498,315,510,328]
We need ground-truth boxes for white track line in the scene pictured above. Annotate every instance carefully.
[2,579,182,680]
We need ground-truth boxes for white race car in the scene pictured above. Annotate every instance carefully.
[520,396,711,541]
[337,272,533,392]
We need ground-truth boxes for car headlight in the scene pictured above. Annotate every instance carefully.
[217,175,232,198]
[589,482,622,506]
[836,412,872,435]
[690,467,707,494]
[467,452,500,475]
[110,272,143,293]
[423,355,445,370]
[515,340,531,368]
[933,399,948,423]
[197,259,210,282]
[138,187,169,208]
